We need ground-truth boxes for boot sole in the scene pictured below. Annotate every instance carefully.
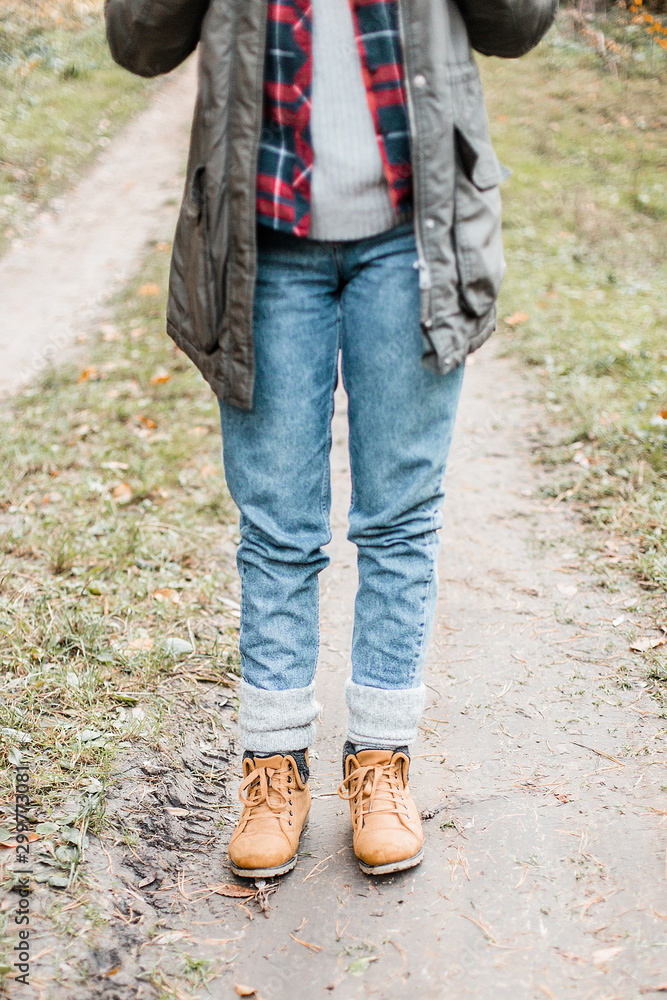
[230,855,298,879]
[358,847,424,876]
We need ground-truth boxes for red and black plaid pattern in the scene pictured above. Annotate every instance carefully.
[257,0,412,236]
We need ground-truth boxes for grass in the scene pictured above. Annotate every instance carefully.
[0,0,156,256]
[0,241,240,899]
[481,13,667,594]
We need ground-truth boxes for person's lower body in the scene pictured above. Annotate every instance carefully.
[218,221,464,875]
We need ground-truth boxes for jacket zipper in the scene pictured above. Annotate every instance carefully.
[396,0,432,304]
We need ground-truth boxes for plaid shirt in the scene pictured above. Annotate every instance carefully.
[257,0,412,236]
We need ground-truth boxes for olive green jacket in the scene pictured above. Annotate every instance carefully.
[105,0,557,408]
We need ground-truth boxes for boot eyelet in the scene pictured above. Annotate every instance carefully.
[289,819,292,826]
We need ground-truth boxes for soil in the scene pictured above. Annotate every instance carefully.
[2,67,666,1000]
[0,59,196,397]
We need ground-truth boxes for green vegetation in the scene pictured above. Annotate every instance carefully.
[482,15,667,592]
[0,0,155,256]
[0,242,239,889]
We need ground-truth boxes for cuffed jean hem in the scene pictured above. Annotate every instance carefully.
[239,679,321,753]
[345,678,426,748]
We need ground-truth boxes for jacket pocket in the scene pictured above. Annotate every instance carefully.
[452,124,507,318]
[182,164,220,354]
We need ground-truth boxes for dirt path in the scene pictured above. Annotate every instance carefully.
[0,60,196,397]
[6,67,664,1000]
[219,353,667,998]
[25,345,666,1000]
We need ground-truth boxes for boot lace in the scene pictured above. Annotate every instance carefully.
[238,761,293,820]
[337,757,411,829]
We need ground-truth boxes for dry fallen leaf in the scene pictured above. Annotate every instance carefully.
[153,587,180,605]
[149,372,172,385]
[136,873,158,889]
[101,461,129,471]
[100,964,122,978]
[1,831,39,849]
[136,414,157,429]
[99,323,120,341]
[200,464,218,479]
[138,283,160,297]
[209,883,257,899]
[592,946,623,966]
[124,636,154,653]
[234,986,257,997]
[504,311,530,327]
[77,365,98,382]
[156,242,171,252]
[630,636,666,653]
[557,584,578,597]
[112,482,133,504]
[165,807,189,817]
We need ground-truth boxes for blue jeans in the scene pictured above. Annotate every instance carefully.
[218,222,464,752]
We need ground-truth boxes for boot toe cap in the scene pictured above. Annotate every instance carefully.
[355,829,423,868]
[228,834,294,871]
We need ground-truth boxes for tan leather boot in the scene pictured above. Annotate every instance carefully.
[338,748,424,875]
[227,753,310,878]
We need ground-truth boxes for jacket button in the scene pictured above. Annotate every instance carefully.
[425,218,435,229]
[413,73,427,88]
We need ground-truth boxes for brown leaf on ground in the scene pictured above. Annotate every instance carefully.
[234,987,256,997]
[504,311,530,327]
[592,946,623,965]
[77,365,98,382]
[200,464,218,478]
[112,482,133,504]
[99,323,119,341]
[138,283,160,296]
[153,587,180,605]
[209,883,257,899]
[136,414,157,429]
[630,636,666,652]
[124,636,153,653]
[136,874,158,888]
[149,372,172,384]
[1,832,39,849]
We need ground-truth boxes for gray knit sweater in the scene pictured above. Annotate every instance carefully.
[309,0,396,241]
